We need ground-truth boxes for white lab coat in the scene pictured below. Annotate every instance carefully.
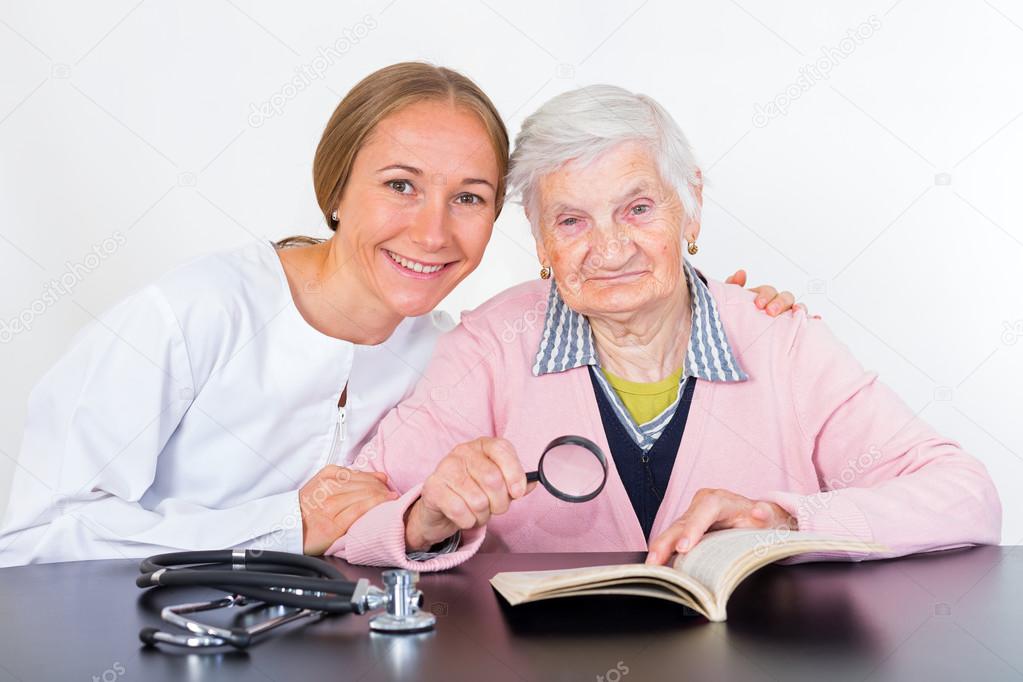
[0,241,450,566]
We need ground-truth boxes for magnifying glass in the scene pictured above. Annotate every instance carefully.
[525,435,609,503]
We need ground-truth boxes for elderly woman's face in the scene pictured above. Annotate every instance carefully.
[535,141,690,318]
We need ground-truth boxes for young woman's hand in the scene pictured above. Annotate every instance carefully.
[725,269,807,317]
[299,466,398,555]
[404,437,536,551]
[645,488,797,565]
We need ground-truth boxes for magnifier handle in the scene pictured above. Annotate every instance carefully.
[525,471,540,483]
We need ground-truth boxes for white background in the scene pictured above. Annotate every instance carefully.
[1,0,1020,543]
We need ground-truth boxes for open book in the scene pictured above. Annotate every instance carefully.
[490,529,888,622]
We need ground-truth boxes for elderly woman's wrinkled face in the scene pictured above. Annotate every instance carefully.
[535,141,691,318]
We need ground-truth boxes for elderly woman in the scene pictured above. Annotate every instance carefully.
[326,85,1001,570]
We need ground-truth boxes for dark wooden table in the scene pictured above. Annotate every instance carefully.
[0,546,1020,682]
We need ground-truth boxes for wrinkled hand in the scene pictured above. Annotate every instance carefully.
[725,269,807,317]
[646,488,797,565]
[404,437,537,551]
[300,466,398,555]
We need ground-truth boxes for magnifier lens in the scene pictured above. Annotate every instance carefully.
[539,441,606,500]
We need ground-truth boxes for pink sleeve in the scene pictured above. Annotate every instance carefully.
[325,321,501,570]
[325,484,486,570]
[761,313,1002,563]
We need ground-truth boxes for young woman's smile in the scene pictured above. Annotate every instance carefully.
[381,247,457,279]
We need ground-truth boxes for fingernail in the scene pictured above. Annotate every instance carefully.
[677,538,691,552]
[756,298,765,308]
[768,303,779,314]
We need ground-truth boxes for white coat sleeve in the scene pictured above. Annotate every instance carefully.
[0,285,303,566]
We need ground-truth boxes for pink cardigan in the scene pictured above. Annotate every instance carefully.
[327,279,1001,569]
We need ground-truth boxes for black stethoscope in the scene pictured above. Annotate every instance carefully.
[137,549,436,648]
[136,435,610,649]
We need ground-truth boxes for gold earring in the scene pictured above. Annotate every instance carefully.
[687,239,699,255]
[540,265,552,280]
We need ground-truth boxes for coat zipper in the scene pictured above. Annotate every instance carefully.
[338,402,347,444]
[326,385,348,465]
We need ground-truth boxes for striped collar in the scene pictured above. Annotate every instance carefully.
[531,259,749,383]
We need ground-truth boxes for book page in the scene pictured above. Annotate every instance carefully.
[672,529,886,598]
[672,529,776,595]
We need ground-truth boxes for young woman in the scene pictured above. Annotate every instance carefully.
[0,63,799,566]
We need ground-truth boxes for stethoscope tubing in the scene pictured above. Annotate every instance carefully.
[140,549,345,577]
[137,549,359,614]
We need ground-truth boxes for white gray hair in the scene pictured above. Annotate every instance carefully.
[507,84,702,236]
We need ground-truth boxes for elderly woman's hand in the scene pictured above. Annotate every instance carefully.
[404,437,537,551]
[725,269,806,317]
[645,488,798,565]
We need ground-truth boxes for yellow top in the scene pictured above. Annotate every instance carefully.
[601,366,684,425]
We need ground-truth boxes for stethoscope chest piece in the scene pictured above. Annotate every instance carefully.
[368,569,437,634]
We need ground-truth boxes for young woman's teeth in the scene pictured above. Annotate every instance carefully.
[386,250,444,274]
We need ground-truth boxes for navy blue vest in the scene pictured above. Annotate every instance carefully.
[588,368,697,539]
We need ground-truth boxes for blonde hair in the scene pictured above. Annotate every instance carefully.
[278,62,508,249]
